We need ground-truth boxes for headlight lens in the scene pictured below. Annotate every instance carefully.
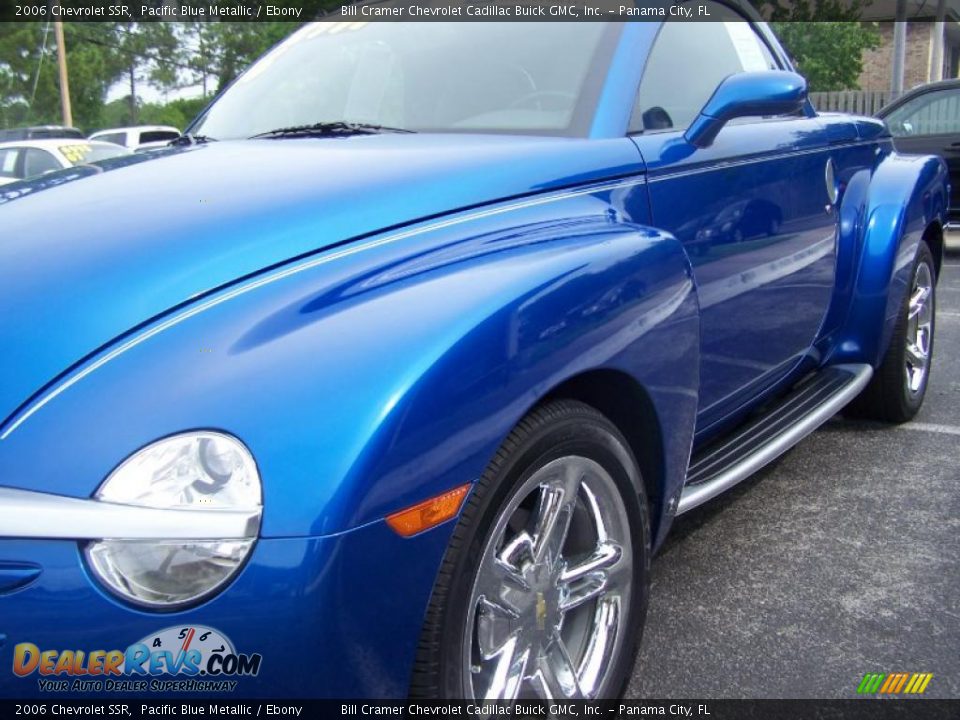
[85,432,261,609]
[87,540,255,607]
[94,433,260,510]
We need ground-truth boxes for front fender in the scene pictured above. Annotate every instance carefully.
[827,150,948,366]
[352,220,699,551]
[0,180,698,543]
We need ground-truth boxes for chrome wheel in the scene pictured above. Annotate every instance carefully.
[905,260,934,395]
[463,456,632,700]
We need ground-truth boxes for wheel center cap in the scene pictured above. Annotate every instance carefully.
[536,591,548,630]
[522,567,561,636]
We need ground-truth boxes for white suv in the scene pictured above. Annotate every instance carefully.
[88,125,181,151]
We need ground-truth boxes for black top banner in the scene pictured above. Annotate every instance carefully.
[0,0,949,23]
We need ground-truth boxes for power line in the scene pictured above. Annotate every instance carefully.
[27,21,51,109]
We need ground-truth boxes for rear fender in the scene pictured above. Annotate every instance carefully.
[826,151,948,366]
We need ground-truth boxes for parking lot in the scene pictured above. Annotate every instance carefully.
[629,234,960,699]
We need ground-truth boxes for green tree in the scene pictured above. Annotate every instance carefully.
[759,0,871,20]
[105,95,209,129]
[0,23,127,131]
[757,0,881,91]
[112,22,180,123]
[772,22,881,91]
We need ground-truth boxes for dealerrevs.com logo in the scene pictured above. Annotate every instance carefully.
[12,625,262,693]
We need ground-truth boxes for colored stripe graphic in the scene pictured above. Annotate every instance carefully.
[858,672,933,694]
[892,673,909,693]
[879,674,897,693]
[857,674,886,693]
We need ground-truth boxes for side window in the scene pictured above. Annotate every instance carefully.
[138,130,180,144]
[631,8,778,133]
[23,149,62,178]
[94,132,127,146]
[884,89,960,137]
[0,148,22,178]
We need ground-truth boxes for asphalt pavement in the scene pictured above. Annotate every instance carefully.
[628,233,960,699]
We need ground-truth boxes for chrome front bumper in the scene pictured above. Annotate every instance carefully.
[0,486,260,540]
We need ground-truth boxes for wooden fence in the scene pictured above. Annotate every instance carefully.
[809,90,891,116]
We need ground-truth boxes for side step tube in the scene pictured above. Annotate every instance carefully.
[677,363,873,515]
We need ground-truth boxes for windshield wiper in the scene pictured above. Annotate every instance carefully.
[170,133,216,146]
[250,121,415,139]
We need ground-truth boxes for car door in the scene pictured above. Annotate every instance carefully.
[882,85,960,223]
[629,9,839,437]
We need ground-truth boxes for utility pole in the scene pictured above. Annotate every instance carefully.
[125,23,138,124]
[890,0,908,97]
[53,20,73,127]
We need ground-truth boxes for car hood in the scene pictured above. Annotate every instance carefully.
[0,134,642,429]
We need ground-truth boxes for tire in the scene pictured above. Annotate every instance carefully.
[847,241,936,423]
[409,400,650,700]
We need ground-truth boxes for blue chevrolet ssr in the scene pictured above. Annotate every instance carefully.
[0,9,950,701]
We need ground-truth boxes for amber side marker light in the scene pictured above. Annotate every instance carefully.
[386,484,471,537]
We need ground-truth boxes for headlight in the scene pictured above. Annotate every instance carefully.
[85,432,261,609]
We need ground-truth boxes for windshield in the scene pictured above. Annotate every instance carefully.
[191,22,619,139]
[59,143,131,166]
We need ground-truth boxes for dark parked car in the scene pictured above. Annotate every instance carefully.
[878,79,960,227]
[0,125,85,142]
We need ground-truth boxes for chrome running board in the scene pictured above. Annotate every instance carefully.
[677,363,873,515]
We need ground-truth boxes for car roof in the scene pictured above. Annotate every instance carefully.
[90,125,180,135]
[877,79,960,117]
[0,125,85,140]
[1,125,82,132]
[0,139,129,152]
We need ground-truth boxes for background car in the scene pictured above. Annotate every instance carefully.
[877,79,960,228]
[0,125,85,142]
[0,139,131,184]
[689,197,784,255]
[88,125,181,152]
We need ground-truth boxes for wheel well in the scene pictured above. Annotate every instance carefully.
[542,370,666,543]
[924,221,944,280]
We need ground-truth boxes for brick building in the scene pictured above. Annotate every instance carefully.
[856,1,960,91]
